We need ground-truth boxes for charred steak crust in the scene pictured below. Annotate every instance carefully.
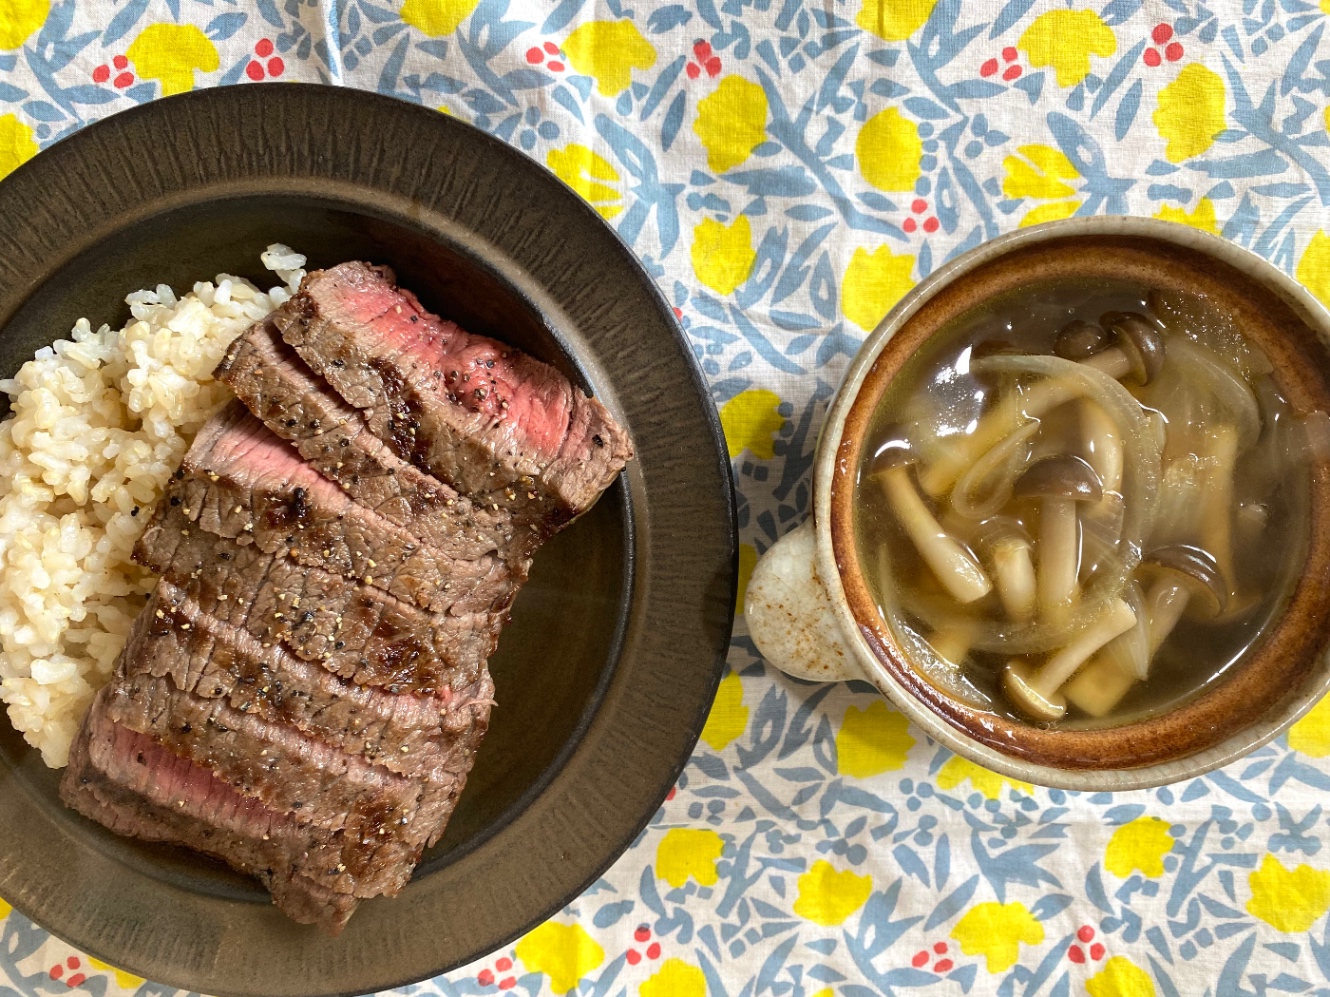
[60,260,633,934]
[123,580,486,780]
[215,321,534,564]
[136,506,502,694]
[168,402,525,616]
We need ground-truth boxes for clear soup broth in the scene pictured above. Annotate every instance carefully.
[855,278,1320,728]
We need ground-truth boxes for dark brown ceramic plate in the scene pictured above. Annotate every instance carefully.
[0,84,735,997]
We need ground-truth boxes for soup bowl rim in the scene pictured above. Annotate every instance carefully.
[813,215,1330,790]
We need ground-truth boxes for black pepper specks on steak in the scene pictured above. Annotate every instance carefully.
[58,260,630,934]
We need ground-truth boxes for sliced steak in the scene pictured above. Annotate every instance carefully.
[121,580,494,780]
[62,720,361,934]
[272,263,633,529]
[136,507,501,694]
[216,320,532,562]
[167,402,523,616]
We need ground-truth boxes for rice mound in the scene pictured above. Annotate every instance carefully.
[0,245,308,767]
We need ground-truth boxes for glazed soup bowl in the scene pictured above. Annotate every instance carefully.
[745,216,1330,791]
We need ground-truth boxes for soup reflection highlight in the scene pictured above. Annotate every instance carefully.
[855,281,1322,727]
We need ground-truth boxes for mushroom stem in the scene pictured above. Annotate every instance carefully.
[927,622,977,669]
[918,379,1081,497]
[1038,495,1080,624]
[1197,423,1239,591]
[1080,399,1124,495]
[1144,577,1190,655]
[1082,347,1132,381]
[876,466,993,604]
[1001,598,1137,720]
[1062,653,1137,718]
[992,535,1037,623]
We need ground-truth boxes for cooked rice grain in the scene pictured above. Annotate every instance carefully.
[0,246,307,766]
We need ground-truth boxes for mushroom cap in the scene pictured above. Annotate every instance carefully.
[1141,544,1227,619]
[1002,659,1067,721]
[1100,311,1166,384]
[1054,320,1110,361]
[867,432,917,474]
[973,515,1032,556]
[1011,455,1104,503]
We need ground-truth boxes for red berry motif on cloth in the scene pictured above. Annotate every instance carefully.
[625,924,663,965]
[903,198,940,236]
[1068,924,1107,964]
[910,940,954,973]
[1144,24,1183,66]
[92,54,134,88]
[526,41,565,73]
[246,39,285,81]
[980,45,1022,81]
[475,954,520,988]
[685,40,721,80]
[48,957,86,988]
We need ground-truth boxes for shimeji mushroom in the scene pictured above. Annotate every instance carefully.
[1064,548,1224,718]
[871,440,993,605]
[1140,545,1227,653]
[1081,312,1166,385]
[974,516,1037,623]
[1012,456,1104,625]
[1002,597,1138,721]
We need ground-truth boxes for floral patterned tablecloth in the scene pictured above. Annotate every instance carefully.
[4,0,1330,995]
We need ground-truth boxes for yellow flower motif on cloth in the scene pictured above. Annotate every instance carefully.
[855,0,937,42]
[1296,231,1330,313]
[1289,690,1330,756]
[809,990,835,997]
[856,107,922,192]
[1154,198,1220,235]
[656,827,725,888]
[700,672,748,749]
[719,388,783,460]
[936,756,1032,800]
[0,898,9,919]
[0,0,46,49]
[950,902,1044,973]
[640,959,706,997]
[547,144,622,219]
[1154,63,1226,163]
[87,958,144,992]
[694,76,768,173]
[1247,854,1330,932]
[836,700,914,777]
[1017,10,1116,88]
[841,245,915,331]
[127,24,219,96]
[692,215,757,295]
[1105,817,1174,878]
[1002,144,1080,227]
[1086,956,1157,997]
[793,861,872,926]
[399,0,480,36]
[515,922,605,995]
[563,20,655,97]
[1325,105,1330,134]
[735,542,757,615]
[0,113,37,181]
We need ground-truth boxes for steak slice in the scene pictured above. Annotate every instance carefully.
[167,402,523,616]
[216,320,532,563]
[273,263,633,528]
[136,507,501,694]
[62,719,361,933]
[121,580,494,780]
